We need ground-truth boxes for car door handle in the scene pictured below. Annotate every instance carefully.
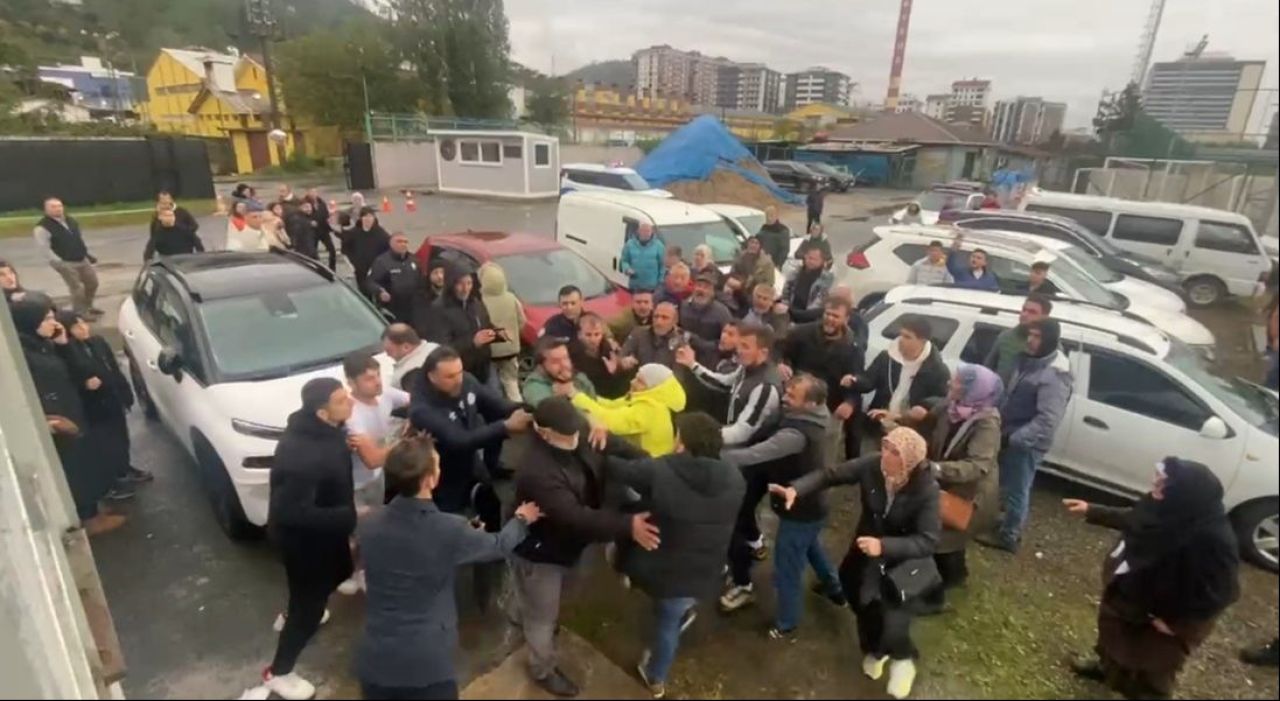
[565,234,587,245]
[1083,416,1109,430]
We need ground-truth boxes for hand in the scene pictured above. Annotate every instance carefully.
[834,401,855,421]
[474,329,497,346]
[777,363,793,382]
[673,344,696,368]
[1062,499,1089,516]
[504,408,533,433]
[552,380,577,398]
[514,501,543,524]
[840,374,856,388]
[772,302,788,315]
[379,291,391,303]
[868,409,891,423]
[768,483,797,511]
[50,321,68,345]
[619,355,639,371]
[588,420,609,451]
[356,504,372,518]
[951,232,964,249]
[603,353,619,374]
[46,415,80,436]
[85,376,103,391]
[1151,618,1174,636]
[631,512,661,551]
[855,536,883,557]
[346,433,375,454]
[906,405,928,422]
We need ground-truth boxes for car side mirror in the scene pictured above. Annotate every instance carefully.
[1199,416,1229,440]
[157,348,184,379]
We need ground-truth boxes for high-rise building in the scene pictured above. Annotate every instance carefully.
[894,93,922,113]
[634,45,691,99]
[991,96,1068,144]
[687,53,730,106]
[785,67,852,109]
[735,63,782,113]
[946,78,992,125]
[923,94,949,120]
[1143,52,1266,141]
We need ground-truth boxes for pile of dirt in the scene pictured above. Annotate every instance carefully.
[664,168,798,211]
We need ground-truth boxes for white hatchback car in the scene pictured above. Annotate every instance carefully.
[118,251,390,539]
[841,225,1214,355]
[560,163,673,198]
[865,286,1280,570]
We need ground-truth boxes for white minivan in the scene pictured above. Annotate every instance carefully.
[556,191,793,290]
[1021,189,1274,306]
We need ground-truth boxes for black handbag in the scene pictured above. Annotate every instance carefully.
[870,483,941,605]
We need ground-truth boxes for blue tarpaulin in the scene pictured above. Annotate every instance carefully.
[636,115,803,205]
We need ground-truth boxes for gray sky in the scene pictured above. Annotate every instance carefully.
[508,0,1279,131]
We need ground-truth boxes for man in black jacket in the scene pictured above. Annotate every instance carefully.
[720,374,845,623]
[780,298,865,460]
[603,412,744,698]
[429,262,497,383]
[756,206,792,269]
[144,207,205,260]
[260,378,358,701]
[284,199,321,261]
[680,271,734,366]
[33,197,100,318]
[512,396,660,698]
[843,314,950,433]
[303,188,337,270]
[543,285,585,341]
[156,190,199,232]
[366,232,424,325]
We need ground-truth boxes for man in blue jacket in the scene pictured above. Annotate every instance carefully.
[620,222,666,292]
[978,318,1072,553]
[946,232,1000,292]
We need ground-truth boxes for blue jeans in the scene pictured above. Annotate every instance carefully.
[644,597,697,683]
[773,518,842,632]
[997,444,1045,546]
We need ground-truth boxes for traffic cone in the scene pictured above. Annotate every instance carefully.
[405,194,417,213]
[381,196,392,213]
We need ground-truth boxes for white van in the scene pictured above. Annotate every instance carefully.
[1021,189,1274,306]
[556,191,793,289]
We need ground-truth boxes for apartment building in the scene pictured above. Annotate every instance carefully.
[1143,52,1265,141]
[991,96,1067,144]
[784,67,852,109]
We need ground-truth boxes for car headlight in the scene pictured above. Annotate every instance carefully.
[231,418,286,440]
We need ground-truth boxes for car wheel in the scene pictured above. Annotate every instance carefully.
[1232,499,1279,572]
[127,353,159,421]
[1184,275,1226,308]
[193,434,263,542]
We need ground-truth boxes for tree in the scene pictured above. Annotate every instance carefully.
[275,20,424,131]
[525,78,568,126]
[392,0,512,118]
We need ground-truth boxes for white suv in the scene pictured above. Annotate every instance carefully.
[865,285,1279,570]
[118,251,390,539]
[560,163,673,198]
[841,225,1214,355]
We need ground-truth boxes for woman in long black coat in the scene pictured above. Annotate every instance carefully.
[1065,457,1240,700]
[335,207,391,296]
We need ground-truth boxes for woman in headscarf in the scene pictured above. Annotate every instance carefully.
[12,300,124,535]
[774,426,940,699]
[1065,457,1240,700]
[917,363,1003,612]
[334,207,391,297]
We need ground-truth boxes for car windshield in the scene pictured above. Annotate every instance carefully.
[618,172,653,190]
[493,249,612,305]
[1049,252,1126,308]
[1055,244,1123,283]
[917,190,969,212]
[1167,340,1279,437]
[197,283,385,381]
[659,220,743,264]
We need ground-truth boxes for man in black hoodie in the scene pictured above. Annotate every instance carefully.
[284,199,321,262]
[603,412,744,698]
[259,378,358,701]
[429,262,497,384]
[302,188,337,270]
[144,207,205,260]
[366,232,424,325]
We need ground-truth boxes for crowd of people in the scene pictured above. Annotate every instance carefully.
[6,184,1277,701]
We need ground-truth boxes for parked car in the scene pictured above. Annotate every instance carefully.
[560,163,673,198]
[118,251,390,539]
[763,160,828,191]
[891,186,986,224]
[415,231,632,354]
[839,225,1215,354]
[940,209,1184,291]
[799,161,855,191]
[1021,189,1273,306]
[865,285,1279,570]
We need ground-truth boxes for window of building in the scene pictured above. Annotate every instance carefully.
[1112,214,1183,246]
[534,143,552,167]
[502,143,523,159]
[459,140,503,165]
[459,141,479,162]
[1194,220,1259,255]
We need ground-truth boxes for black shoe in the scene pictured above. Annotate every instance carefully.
[536,668,580,698]
[1240,640,1280,667]
[103,487,136,502]
[121,467,155,484]
[810,580,847,607]
[974,532,1019,554]
[1070,656,1105,681]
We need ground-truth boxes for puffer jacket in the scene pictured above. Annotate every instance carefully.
[571,375,687,456]
[1001,350,1072,452]
[620,236,666,291]
[478,262,524,358]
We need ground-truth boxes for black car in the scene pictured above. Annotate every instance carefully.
[801,162,855,191]
[763,160,828,191]
[941,209,1184,292]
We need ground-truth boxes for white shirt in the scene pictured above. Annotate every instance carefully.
[348,387,411,488]
[390,341,439,392]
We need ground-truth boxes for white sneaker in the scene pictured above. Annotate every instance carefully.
[337,574,361,596]
[272,608,331,633]
[862,654,889,681]
[718,584,755,612]
[886,659,917,699]
[263,671,316,700]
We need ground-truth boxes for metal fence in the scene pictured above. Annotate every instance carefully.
[365,112,547,142]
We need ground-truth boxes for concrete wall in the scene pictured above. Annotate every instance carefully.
[438,135,527,195]
[373,141,438,189]
[560,144,645,167]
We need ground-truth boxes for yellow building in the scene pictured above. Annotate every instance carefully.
[142,48,318,174]
[569,85,776,142]
[785,102,857,130]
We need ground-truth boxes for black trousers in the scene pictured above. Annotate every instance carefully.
[362,680,458,700]
[807,210,822,231]
[271,544,347,675]
[89,411,132,482]
[839,550,917,660]
[735,466,770,545]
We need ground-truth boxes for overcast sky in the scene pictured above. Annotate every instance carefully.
[507,0,1279,130]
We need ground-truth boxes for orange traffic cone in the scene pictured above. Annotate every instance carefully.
[405,195,417,213]
[381,196,392,213]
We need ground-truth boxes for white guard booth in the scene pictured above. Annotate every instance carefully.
[432,130,561,199]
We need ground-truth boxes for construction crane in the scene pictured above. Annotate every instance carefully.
[1129,0,1167,87]
[884,0,913,111]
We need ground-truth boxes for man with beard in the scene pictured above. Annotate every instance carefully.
[779,298,864,461]
[609,288,654,344]
[983,294,1052,385]
[382,324,438,394]
[780,247,835,324]
[742,282,790,340]
[620,302,686,370]
[429,263,497,384]
[284,199,321,261]
[730,237,777,295]
[571,312,629,399]
[523,336,597,407]
[680,271,734,366]
[366,232,424,325]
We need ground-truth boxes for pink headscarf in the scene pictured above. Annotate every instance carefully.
[947,363,1004,424]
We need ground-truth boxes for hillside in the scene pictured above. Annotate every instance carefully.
[562,59,633,88]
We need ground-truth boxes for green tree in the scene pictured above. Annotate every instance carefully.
[275,21,424,131]
[392,0,511,118]
[525,78,568,126]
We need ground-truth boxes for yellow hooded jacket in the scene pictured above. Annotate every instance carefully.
[571,375,687,456]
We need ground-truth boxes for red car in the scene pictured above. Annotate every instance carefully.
[415,231,632,356]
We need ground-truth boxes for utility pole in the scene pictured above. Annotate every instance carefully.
[244,0,286,164]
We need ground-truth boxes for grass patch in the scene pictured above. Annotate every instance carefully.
[0,199,216,239]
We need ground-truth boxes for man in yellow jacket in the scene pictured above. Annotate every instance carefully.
[564,364,687,456]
